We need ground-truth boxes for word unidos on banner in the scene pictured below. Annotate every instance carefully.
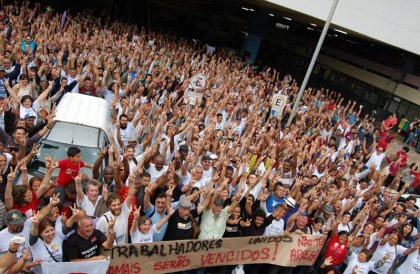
[105,234,325,274]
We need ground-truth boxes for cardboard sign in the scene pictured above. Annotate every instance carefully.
[103,234,325,274]
[271,94,288,117]
[189,73,206,91]
[185,91,203,105]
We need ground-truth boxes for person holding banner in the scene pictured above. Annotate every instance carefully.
[63,215,115,262]
[28,195,76,274]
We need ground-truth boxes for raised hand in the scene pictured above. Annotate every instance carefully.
[244,218,252,227]
[133,205,141,218]
[69,203,80,217]
[7,167,16,181]
[74,172,83,185]
[167,206,175,216]
[323,256,333,266]
[107,216,115,230]
[50,193,60,207]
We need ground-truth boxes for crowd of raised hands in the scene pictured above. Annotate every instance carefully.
[0,1,419,274]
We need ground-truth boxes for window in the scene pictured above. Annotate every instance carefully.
[397,100,410,116]
[387,99,399,113]
[368,93,378,104]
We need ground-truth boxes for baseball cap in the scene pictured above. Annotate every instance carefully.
[203,155,212,161]
[24,113,36,119]
[209,154,218,160]
[6,209,27,225]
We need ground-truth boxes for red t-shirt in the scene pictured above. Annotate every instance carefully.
[56,158,86,187]
[326,102,336,111]
[117,185,137,231]
[324,235,348,265]
[12,191,38,218]
[378,131,394,150]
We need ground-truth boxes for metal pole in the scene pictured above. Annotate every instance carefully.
[287,0,340,126]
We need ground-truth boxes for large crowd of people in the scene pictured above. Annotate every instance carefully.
[0,1,419,274]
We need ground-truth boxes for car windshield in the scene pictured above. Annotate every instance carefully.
[27,139,99,178]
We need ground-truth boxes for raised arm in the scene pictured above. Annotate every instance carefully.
[156,207,175,230]
[75,173,85,205]
[101,217,115,250]
[4,167,15,209]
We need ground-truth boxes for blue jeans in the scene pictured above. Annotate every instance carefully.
[404,131,416,145]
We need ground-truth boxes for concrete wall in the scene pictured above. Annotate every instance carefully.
[266,0,420,55]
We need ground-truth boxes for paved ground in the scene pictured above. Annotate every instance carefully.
[386,135,420,166]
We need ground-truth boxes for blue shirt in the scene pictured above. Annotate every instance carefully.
[145,204,168,242]
[265,195,285,214]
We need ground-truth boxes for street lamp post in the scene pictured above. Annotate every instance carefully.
[287,0,340,126]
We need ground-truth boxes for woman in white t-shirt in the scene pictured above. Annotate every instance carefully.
[130,205,174,243]
[6,78,53,121]
[29,206,76,274]
[342,248,389,274]
[370,232,419,274]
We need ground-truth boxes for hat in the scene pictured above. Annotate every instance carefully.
[323,204,335,215]
[24,113,36,119]
[178,195,192,208]
[128,134,138,142]
[203,155,212,161]
[214,198,224,207]
[6,209,27,225]
[0,66,5,71]
[285,197,296,208]
[179,144,189,152]
[209,154,218,160]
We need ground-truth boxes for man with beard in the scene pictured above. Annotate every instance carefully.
[95,174,135,244]
[114,114,135,152]
[0,209,30,256]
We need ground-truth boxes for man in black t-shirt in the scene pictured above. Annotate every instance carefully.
[163,194,208,241]
[63,215,114,262]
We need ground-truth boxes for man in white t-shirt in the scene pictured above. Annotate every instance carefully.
[0,210,32,259]
[144,154,168,183]
[365,147,386,170]
[113,114,135,152]
[76,178,103,217]
[95,175,135,245]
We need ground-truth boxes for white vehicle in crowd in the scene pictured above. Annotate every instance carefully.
[24,93,111,180]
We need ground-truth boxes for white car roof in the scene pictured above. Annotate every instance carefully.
[54,93,111,134]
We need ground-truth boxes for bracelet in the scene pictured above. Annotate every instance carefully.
[8,248,17,253]
[46,126,52,129]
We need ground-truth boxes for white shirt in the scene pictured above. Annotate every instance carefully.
[264,219,284,236]
[113,123,135,151]
[0,219,32,259]
[365,152,386,170]
[397,249,420,274]
[343,253,375,274]
[96,201,132,244]
[20,100,40,121]
[371,242,406,274]
[130,224,159,243]
[30,230,66,274]
[145,163,168,183]
[198,208,230,239]
[77,195,103,217]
